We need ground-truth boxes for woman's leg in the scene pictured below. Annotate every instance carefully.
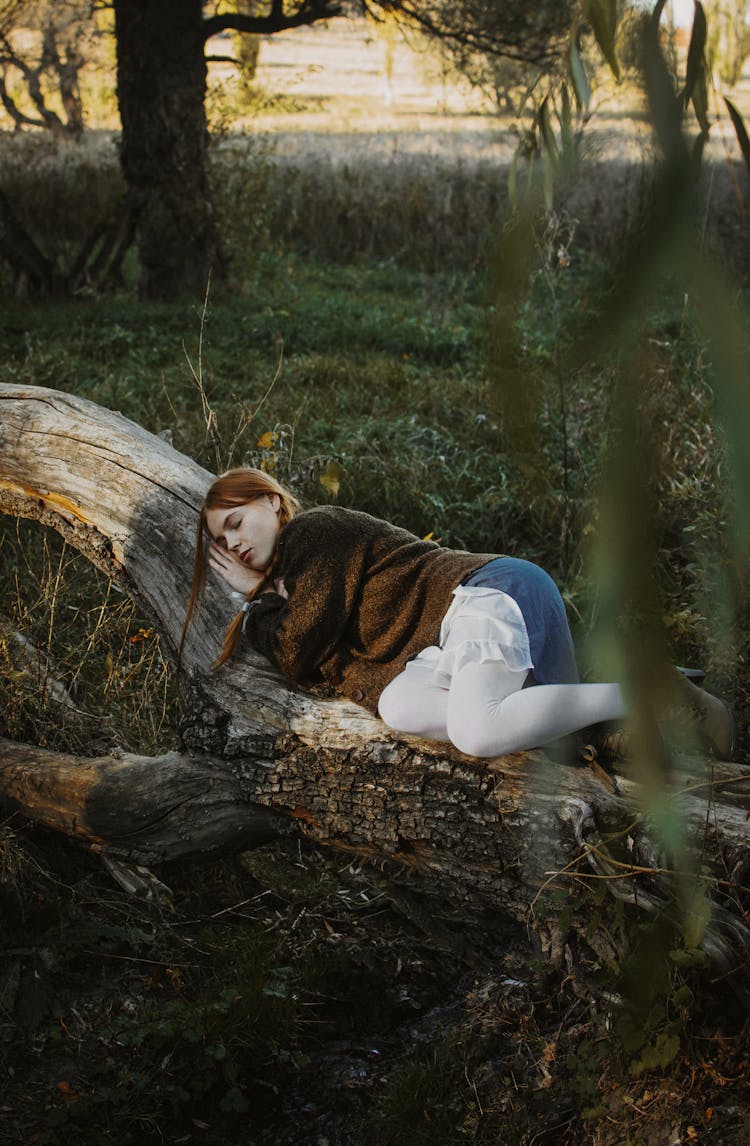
[378,661,449,741]
[446,661,626,757]
[379,658,627,757]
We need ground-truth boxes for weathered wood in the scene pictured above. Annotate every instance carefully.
[0,383,748,985]
[0,737,289,860]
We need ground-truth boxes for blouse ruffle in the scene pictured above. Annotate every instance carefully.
[405,585,533,689]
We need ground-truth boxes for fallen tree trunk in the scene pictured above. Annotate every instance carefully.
[1,384,748,984]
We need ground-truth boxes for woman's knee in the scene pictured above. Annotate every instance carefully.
[377,680,420,732]
[447,724,499,760]
[378,675,449,739]
[446,710,502,758]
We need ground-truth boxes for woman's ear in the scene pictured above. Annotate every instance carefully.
[268,493,281,514]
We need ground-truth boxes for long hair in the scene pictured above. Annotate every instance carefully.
[180,468,301,669]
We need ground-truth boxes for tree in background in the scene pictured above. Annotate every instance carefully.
[401,0,577,114]
[0,0,100,137]
[231,1,262,103]
[112,0,582,300]
[704,0,750,86]
[425,34,547,116]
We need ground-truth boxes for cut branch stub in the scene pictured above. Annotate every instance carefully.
[0,737,290,862]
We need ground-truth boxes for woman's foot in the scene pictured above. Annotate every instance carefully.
[665,669,736,759]
[582,669,736,763]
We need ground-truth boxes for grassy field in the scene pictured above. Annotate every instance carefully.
[1,19,750,1144]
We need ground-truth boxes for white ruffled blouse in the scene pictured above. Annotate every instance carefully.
[404,585,534,688]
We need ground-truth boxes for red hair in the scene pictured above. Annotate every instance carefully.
[180,468,301,668]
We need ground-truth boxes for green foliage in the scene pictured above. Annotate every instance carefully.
[613,914,709,1078]
[724,94,750,174]
[482,8,750,1055]
[584,0,621,80]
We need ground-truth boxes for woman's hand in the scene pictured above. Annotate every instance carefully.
[208,542,266,596]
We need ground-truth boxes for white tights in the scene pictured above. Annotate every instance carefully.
[377,659,626,757]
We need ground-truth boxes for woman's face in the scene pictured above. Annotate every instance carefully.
[205,494,282,571]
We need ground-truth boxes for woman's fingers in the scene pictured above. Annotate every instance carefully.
[208,542,265,595]
[208,543,240,581]
[209,542,240,569]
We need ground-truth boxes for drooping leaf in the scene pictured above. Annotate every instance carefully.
[516,71,544,122]
[651,0,669,29]
[538,94,559,164]
[508,144,522,209]
[560,82,573,148]
[691,68,710,136]
[691,129,708,175]
[724,95,750,176]
[568,27,591,114]
[585,0,620,80]
[683,0,707,108]
[642,5,685,167]
[681,881,712,949]
[539,101,558,210]
[507,151,519,209]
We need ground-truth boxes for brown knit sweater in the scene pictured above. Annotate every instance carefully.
[243,506,496,713]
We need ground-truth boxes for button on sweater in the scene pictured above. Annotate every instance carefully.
[243,506,496,714]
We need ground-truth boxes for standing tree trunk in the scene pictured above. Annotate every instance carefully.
[113,0,221,300]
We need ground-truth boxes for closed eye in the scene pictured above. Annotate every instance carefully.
[206,511,240,546]
[216,513,240,545]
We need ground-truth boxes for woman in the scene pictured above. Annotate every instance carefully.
[182,467,734,760]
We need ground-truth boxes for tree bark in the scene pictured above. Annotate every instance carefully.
[0,384,748,985]
[113,0,220,300]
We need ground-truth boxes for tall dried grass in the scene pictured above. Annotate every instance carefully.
[0,520,178,757]
[1,130,748,288]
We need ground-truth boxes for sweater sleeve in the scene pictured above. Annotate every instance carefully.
[243,511,369,682]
